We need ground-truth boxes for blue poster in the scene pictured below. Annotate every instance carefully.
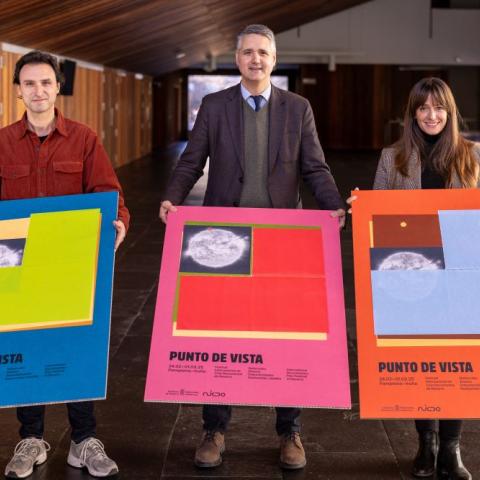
[0,192,118,407]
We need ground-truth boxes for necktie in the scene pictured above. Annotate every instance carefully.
[251,95,263,112]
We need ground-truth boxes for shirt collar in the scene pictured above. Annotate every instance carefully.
[54,109,68,137]
[240,83,272,102]
[17,108,68,139]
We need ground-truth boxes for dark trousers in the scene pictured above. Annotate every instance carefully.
[17,401,96,444]
[415,419,462,440]
[203,405,301,435]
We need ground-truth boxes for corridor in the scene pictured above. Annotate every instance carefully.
[1,146,479,480]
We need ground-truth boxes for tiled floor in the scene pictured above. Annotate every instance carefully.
[0,145,478,479]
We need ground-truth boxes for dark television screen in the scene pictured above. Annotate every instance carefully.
[60,60,76,96]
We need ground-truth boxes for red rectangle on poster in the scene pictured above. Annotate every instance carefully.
[176,275,328,333]
[252,227,325,275]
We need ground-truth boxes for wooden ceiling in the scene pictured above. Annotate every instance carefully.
[0,0,370,76]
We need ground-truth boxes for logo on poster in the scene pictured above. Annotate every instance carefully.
[418,405,441,413]
[203,390,226,397]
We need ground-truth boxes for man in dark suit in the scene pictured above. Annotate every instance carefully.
[160,24,345,471]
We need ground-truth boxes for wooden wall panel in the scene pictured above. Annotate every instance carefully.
[134,77,152,157]
[133,78,141,160]
[0,50,24,127]
[0,50,152,165]
[56,67,104,134]
[299,64,386,150]
[298,64,457,150]
[142,78,152,155]
[102,69,117,166]
[372,65,391,148]
[114,74,132,167]
[152,71,184,148]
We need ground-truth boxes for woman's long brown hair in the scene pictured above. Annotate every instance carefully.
[394,77,478,188]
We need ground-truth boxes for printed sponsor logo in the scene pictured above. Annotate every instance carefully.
[202,390,226,397]
[418,405,441,413]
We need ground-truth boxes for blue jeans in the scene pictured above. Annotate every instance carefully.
[17,401,96,443]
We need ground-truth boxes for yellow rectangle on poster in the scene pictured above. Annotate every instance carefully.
[172,323,327,340]
[0,209,101,332]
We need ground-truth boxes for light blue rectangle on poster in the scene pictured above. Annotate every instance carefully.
[446,270,480,333]
[373,269,480,335]
[372,270,449,335]
[0,192,118,408]
[439,210,480,269]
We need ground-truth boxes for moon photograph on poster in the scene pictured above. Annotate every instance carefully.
[184,228,248,268]
[378,251,442,271]
[370,246,445,301]
[180,224,252,274]
[370,247,445,272]
[0,240,26,268]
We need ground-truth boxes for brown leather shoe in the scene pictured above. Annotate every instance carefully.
[194,431,225,468]
[279,432,306,470]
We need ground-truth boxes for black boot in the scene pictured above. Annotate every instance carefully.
[412,431,438,477]
[437,439,472,480]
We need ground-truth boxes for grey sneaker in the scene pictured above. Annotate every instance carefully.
[5,438,50,478]
[67,437,118,477]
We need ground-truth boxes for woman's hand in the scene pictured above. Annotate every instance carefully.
[346,187,359,214]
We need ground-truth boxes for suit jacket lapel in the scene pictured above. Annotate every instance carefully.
[225,84,245,172]
[268,86,286,174]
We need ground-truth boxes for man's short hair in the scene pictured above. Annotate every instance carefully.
[236,24,276,52]
[13,50,64,85]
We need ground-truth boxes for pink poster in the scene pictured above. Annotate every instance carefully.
[145,207,350,408]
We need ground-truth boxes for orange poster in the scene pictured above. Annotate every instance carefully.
[352,189,480,418]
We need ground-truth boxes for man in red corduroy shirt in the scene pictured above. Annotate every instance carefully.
[0,50,129,479]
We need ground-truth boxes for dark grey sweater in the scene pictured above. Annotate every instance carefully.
[239,100,272,208]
